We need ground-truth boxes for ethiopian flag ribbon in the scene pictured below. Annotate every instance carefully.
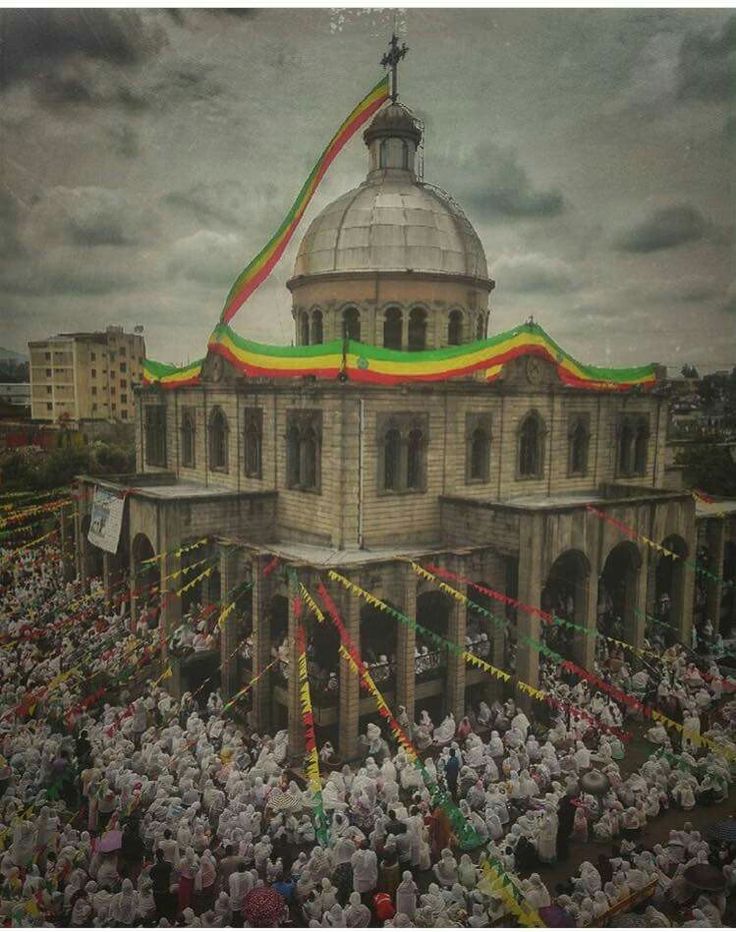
[219,74,390,325]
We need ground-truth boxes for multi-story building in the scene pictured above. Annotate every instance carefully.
[71,93,736,762]
[29,325,145,424]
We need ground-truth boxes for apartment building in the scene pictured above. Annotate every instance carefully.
[29,325,145,423]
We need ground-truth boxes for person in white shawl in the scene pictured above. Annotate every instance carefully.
[522,873,551,909]
[110,877,139,926]
[351,845,378,894]
[396,870,418,919]
[344,891,371,927]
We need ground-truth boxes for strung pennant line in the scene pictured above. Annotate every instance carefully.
[294,619,329,846]
[139,536,209,566]
[480,860,543,927]
[222,658,278,712]
[299,584,325,623]
[175,563,216,596]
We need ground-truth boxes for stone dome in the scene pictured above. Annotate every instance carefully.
[292,177,489,281]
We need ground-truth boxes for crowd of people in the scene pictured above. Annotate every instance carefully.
[1,536,736,927]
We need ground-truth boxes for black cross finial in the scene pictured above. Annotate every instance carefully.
[381,33,408,102]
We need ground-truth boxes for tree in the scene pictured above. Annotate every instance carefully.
[676,443,736,497]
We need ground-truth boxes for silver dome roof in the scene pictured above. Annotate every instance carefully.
[292,176,489,281]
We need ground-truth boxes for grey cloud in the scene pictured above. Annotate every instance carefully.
[152,64,224,105]
[31,67,150,112]
[724,285,736,314]
[677,15,736,102]
[0,192,23,256]
[167,230,245,287]
[434,143,565,220]
[162,179,279,229]
[492,254,579,294]
[615,204,711,253]
[107,126,140,159]
[0,9,165,89]
[0,250,146,297]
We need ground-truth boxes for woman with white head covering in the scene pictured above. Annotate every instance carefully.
[395,870,417,920]
[523,873,551,909]
[110,877,139,926]
[344,890,371,927]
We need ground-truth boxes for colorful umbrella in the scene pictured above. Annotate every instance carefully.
[243,886,285,927]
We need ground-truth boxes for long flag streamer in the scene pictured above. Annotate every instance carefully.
[219,75,390,325]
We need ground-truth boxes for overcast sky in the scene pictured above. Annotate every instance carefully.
[0,7,733,373]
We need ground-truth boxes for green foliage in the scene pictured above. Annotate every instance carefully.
[0,440,135,492]
[676,442,736,497]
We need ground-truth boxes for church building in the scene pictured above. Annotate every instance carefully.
[70,60,735,760]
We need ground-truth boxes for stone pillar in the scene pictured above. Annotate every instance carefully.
[250,558,272,735]
[515,513,544,703]
[446,558,468,718]
[286,584,305,762]
[707,519,726,635]
[572,569,597,671]
[338,585,361,760]
[630,549,649,652]
[159,549,182,671]
[103,551,125,605]
[396,566,417,720]
[219,544,242,700]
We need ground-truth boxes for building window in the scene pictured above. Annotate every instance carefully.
[209,407,229,472]
[91,369,97,378]
[121,410,128,420]
[46,386,52,395]
[120,394,128,404]
[120,362,127,373]
[402,140,410,170]
[299,311,310,346]
[343,306,361,342]
[466,414,492,482]
[45,369,52,377]
[518,411,545,478]
[384,307,402,350]
[119,347,126,356]
[476,315,486,340]
[92,403,97,412]
[568,415,590,476]
[377,413,429,493]
[91,352,96,361]
[634,421,649,475]
[44,352,51,361]
[379,138,389,169]
[448,310,463,346]
[145,406,167,467]
[244,408,263,479]
[91,387,97,396]
[310,310,323,345]
[286,410,322,492]
[46,402,52,411]
[181,410,196,468]
[384,428,402,491]
[120,379,127,388]
[618,415,649,477]
[408,307,427,351]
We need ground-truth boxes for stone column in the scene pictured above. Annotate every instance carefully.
[251,557,271,734]
[706,519,726,635]
[159,548,182,670]
[286,583,305,762]
[219,544,242,700]
[396,566,417,720]
[338,584,361,760]
[446,557,468,718]
[572,569,597,671]
[515,513,544,704]
[630,548,649,652]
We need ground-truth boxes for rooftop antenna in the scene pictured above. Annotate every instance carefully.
[381,31,408,102]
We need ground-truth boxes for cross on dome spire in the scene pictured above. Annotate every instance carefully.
[381,33,408,102]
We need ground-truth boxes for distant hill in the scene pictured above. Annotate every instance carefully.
[0,347,27,363]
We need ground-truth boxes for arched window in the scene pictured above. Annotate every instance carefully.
[569,417,589,476]
[302,427,318,490]
[408,307,427,351]
[407,428,424,489]
[402,140,409,170]
[384,307,402,350]
[476,314,486,341]
[634,421,648,475]
[209,407,229,472]
[618,422,634,475]
[145,406,167,467]
[469,427,490,481]
[286,424,301,487]
[343,306,361,342]
[299,311,309,346]
[310,310,323,345]
[518,412,544,478]
[448,310,463,346]
[379,139,389,169]
[244,408,263,479]
[181,410,196,468]
[384,428,401,491]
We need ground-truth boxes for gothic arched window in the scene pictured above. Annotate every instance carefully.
[145,406,167,468]
[476,314,486,341]
[469,427,490,481]
[299,311,310,346]
[181,410,196,468]
[568,416,589,476]
[209,407,229,472]
[384,307,402,350]
[518,411,544,478]
[407,428,424,489]
[379,139,389,169]
[408,307,427,351]
[384,428,402,491]
[618,421,634,475]
[310,310,323,345]
[244,408,263,479]
[343,306,361,342]
[286,424,301,487]
[286,411,322,492]
[634,420,649,475]
[448,310,463,346]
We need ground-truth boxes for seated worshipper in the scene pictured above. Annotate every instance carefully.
[433,848,459,888]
